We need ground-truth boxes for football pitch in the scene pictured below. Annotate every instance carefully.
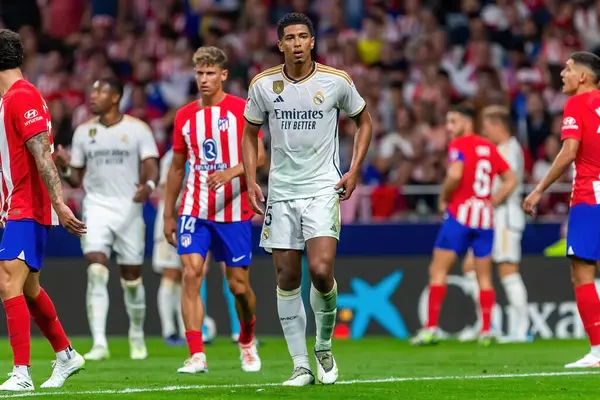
[0,337,597,399]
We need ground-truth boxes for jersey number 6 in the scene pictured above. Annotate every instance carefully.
[473,159,492,197]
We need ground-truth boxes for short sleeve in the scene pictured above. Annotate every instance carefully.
[447,142,465,163]
[137,122,159,160]
[244,84,266,126]
[561,97,582,142]
[491,145,510,175]
[172,111,187,154]
[10,90,50,142]
[69,127,86,168]
[158,152,172,185]
[337,76,366,118]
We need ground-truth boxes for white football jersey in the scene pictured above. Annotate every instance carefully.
[70,115,159,204]
[493,136,525,231]
[244,63,366,201]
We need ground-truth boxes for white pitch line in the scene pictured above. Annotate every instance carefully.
[0,370,598,398]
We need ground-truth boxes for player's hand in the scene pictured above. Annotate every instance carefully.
[133,183,153,203]
[207,170,233,191]
[335,169,359,201]
[54,202,86,237]
[54,145,70,169]
[523,187,543,216]
[164,215,178,247]
[437,199,447,214]
[248,181,265,215]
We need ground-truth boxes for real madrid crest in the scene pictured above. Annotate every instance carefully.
[273,80,284,94]
[121,134,128,143]
[89,128,97,143]
[313,91,325,105]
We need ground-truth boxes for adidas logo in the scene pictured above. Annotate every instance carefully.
[274,95,284,103]
[330,224,338,233]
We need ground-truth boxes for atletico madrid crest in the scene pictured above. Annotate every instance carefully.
[218,117,229,131]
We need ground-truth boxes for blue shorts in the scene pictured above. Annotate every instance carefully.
[566,204,600,261]
[0,219,50,271]
[434,215,494,258]
[177,216,252,267]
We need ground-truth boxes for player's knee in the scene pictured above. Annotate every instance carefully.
[120,276,142,290]
[120,267,141,281]
[87,263,109,286]
[162,268,181,282]
[182,265,203,283]
[227,273,249,297]
[308,260,333,289]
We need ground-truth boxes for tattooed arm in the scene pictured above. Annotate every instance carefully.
[26,132,65,207]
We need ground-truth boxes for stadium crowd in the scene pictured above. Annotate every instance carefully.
[0,0,591,221]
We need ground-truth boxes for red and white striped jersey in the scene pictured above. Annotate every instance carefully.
[172,94,256,222]
[446,135,510,230]
[0,79,58,226]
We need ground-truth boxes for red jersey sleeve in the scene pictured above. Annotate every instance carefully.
[447,140,465,164]
[561,97,583,142]
[491,145,510,175]
[10,89,50,142]
[172,110,186,154]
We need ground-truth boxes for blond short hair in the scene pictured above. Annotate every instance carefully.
[481,105,512,132]
[193,46,227,68]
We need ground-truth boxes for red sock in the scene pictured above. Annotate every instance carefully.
[479,289,496,333]
[238,316,256,345]
[185,330,204,356]
[575,283,600,346]
[426,285,447,328]
[27,288,70,352]
[4,296,31,366]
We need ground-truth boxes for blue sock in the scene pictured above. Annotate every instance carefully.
[201,281,208,337]
[223,276,240,336]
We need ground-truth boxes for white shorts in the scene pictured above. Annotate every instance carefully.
[152,237,181,272]
[260,194,340,252]
[81,199,145,265]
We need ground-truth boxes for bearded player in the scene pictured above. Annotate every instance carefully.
[242,13,373,386]
[411,105,517,347]
[461,105,529,343]
[0,28,86,391]
[54,77,160,361]
[524,52,600,368]
[163,46,265,373]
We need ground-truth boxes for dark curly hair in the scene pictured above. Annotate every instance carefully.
[0,29,24,72]
[276,13,315,40]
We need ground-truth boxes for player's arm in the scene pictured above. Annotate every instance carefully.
[524,99,580,214]
[337,76,373,200]
[59,128,85,188]
[440,159,463,208]
[163,114,188,244]
[133,123,160,202]
[491,150,517,207]
[26,133,66,207]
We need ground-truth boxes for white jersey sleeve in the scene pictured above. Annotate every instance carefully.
[159,150,173,186]
[494,137,525,231]
[137,122,160,160]
[337,77,366,118]
[244,84,267,125]
[69,127,86,168]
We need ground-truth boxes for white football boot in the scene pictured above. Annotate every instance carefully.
[177,353,208,374]
[314,349,338,384]
[83,346,109,361]
[129,334,148,360]
[0,368,34,391]
[239,342,261,372]
[282,367,315,386]
[40,351,85,388]
[565,353,600,368]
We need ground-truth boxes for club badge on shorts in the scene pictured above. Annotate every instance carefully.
[180,233,192,248]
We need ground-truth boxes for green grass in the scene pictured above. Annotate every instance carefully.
[0,337,598,399]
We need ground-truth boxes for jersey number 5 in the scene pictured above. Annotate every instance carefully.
[473,159,492,197]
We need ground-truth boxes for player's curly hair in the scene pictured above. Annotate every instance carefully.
[277,13,315,40]
[0,29,24,72]
[570,51,600,84]
[193,46,228,69]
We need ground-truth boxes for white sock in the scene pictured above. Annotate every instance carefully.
[174,282,185,336]
[310,281,338,351]
[501,273,529,338]
[86,263,109,349]
[157,278,177,338]
[277,286,309,370]
[591,345,600,358]
[464,270,481,329]
[13,365,30,377]
[56,345,76,363]
[121,277,146,338]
